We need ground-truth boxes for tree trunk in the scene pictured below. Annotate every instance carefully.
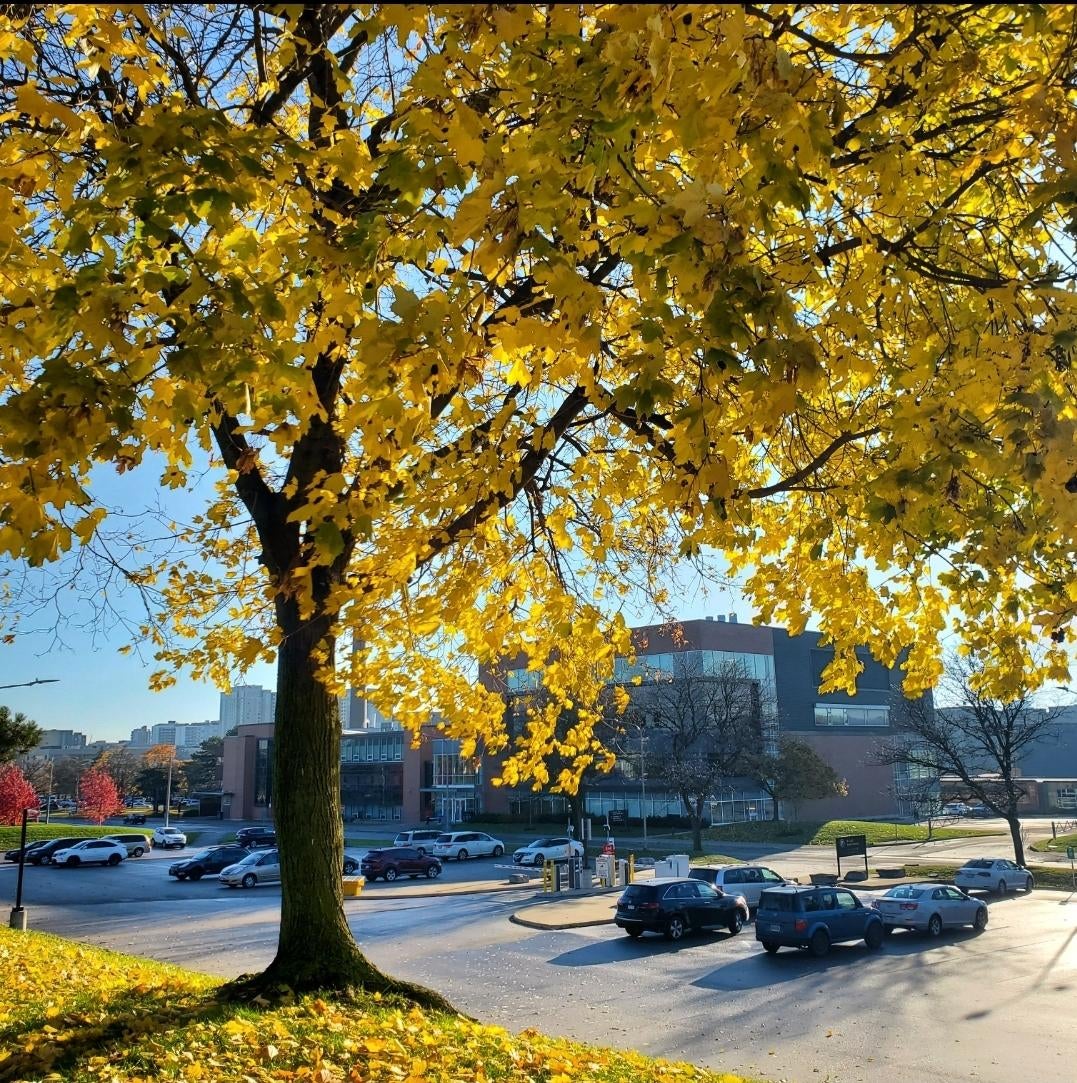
[224,600,455,1012]
[771,793,781,821]
[1007,814,1026,866]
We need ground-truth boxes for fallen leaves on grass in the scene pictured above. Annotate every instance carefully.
[0,930,755,1083]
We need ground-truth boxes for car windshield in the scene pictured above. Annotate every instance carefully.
[619,885,655,903]
[886,885,926,898]
[963,859,994,869]
[435,835,452,843]
[758,891,798,912]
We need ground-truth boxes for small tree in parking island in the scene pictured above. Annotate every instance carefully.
[1,7,1076,999]
[744,737,848,821]
[78,768,123,825]
[0,762,39,825]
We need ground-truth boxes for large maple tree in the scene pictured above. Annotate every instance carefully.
[0,6,1074,995]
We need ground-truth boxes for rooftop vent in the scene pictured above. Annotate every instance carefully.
[716,615,726,622]
[728,612,738,623]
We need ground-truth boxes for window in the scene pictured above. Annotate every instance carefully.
[664,883,692,900]
[814,703,890,727]
[761,869,783,883]
[725,869,744,884]
[696,883,720,899]
[1055,787,1077,810]
[835,891,858,910]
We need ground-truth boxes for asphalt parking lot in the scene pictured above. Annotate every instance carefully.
[5,847,1075,1083]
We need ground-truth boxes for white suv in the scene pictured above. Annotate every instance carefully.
[688,864,793,907]
[152,826,187,849]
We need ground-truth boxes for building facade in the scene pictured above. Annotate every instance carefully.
[220,684,276,729]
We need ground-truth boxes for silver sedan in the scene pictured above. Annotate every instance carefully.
[872,882,988,936]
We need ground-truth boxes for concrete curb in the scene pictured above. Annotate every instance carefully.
[509,911,615,931]
[345,881,537,902]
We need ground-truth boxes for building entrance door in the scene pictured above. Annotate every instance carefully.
[436,793,476,826]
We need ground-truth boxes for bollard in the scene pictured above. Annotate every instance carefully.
[543,859,555,894]
[628,853,635,884]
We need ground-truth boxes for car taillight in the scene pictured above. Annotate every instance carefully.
[900,902,919,911]
[634,901,659,910]
[794,919,807,933]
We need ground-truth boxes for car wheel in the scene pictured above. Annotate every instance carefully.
[132,846,145,858]
[492,845,504,857]
[762,941,779,954]
[974,906,988,931]
[625,927,643,939]
[664,915,687,942]
[38,855,51,865]
[241,873,257,889]
[426,864,441,879]
[189,869,203,881]
[865,922,884,950]
[107,853,122,866]
[1025,875,1034,892]
[727,912,743,935]
[809,929,830,958]
[176,872,187,881]
[384,867,399,881]
[66,856,79,867]
[927,913,943,937]
[457,849,469,861]
[343,859,358,875]
[997,879,1008,895]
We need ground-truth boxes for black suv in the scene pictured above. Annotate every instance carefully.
[27,837,89,865]
[235,827,276,848]
[615,877,750,941]
[169,845,251,881]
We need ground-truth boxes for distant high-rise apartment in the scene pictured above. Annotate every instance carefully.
[220,684,276,728]
[128,725,151,747]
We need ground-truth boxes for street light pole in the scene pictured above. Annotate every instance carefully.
[164,748,174,828]
[44,759,53,825]
[640,732,648,850]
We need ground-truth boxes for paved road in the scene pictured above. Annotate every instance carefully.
[5,850,1076,1083]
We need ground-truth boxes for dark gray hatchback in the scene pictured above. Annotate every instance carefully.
[615,877,750,941]
[755,885,884,957]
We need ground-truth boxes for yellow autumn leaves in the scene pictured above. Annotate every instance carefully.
[0,929,752,1083]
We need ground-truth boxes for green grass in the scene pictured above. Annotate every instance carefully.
[0,824,134,849]
[0,928,763,1083]
[1030,831,1077,853]
[692,817,1003,847]
[901,862,1076,892]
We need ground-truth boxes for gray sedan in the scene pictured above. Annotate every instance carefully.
[872,882,988,936]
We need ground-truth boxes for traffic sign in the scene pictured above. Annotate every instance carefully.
[1067,845,1074,861]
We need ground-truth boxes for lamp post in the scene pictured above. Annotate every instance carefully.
[163,747,174,828]
[43,759,53,825]
[9,808,30,930]
[639,732,649,850]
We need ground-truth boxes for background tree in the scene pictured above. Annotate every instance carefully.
[77,767,123,824]
[136,744,176,815]
[0,706,42,763]
[182,737,224,794]
[50,756,85,803]
[641,657,761,852]
[93,748,141,800]
[16,754,53,798]
[0,762,38,824]
[877,654,1060,865]
[744,737,848,822]
[1,6,1075,997]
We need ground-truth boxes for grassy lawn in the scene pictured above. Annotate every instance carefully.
[0,824,140,850]
[1030,831,1077,853]
[0,929,761,1083]
[693,818,1003,848]
[901,862,1076,892]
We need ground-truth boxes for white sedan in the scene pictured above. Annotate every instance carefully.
[512,837,585,866]
[954,857,1034,894]
[873,882,988,935]
[431,831,505,861]
[51,839,127,867]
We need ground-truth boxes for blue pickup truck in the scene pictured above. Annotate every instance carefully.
[755,885,884,957]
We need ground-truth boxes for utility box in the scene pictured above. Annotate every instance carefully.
[596,854,615,887]
[667,854,690,878]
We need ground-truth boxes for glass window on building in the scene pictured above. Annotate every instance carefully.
[254,737,273,807]
[814,703,890,727]
[1054,786,1077,810]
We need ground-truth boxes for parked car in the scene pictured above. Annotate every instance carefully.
[392,829,443,855]
[689,864,793,908]
[342,851,362,875]
[101,833,152,857]
[512,837,585,866]
[965,804,992,818]
[152,826,187,850]
[954,857,1034,894]
[51,838,128,867]
[4,840,49,863]
[26,837,89,865]
[755,885,884,956]
[942,801,971,817]
[122,813,147,825]
[170,845,250,881]
[431,831,505,861]
[219,848,280,889]
[360,847,442,882]
[234,827,276,848]
[615,877,750,940]
[873,882,988,935]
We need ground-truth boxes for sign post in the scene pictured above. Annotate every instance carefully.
[1068,845,1074,889]
[835,834,869,880]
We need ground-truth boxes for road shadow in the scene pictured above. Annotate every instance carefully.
[691,926,988,992]
[547,927,743,967]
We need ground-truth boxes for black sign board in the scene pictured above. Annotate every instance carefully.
[835,834,867,858]
[607,808,628,826]
[835,833,869,879]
